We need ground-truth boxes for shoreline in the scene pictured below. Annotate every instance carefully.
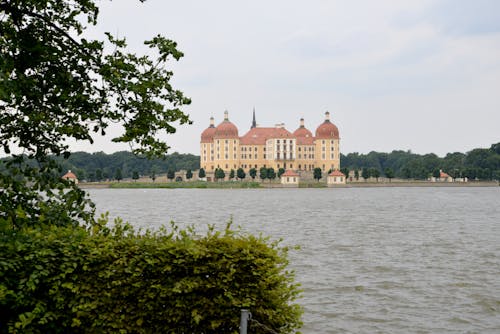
[78,181,499,189]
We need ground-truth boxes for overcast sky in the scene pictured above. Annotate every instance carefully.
[70,0,500,156]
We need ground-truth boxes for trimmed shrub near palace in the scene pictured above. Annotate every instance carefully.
[0,219,302,333]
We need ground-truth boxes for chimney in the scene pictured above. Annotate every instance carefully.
[209,116,215,127]
[325,111,330,121]
[300,118,305,128]
[224,110,229,121]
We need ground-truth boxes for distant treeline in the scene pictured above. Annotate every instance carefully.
[2,142,498,182]
[57,151,199,181]
[340,142,500,180]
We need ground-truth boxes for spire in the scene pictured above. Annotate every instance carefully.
[251,108,256,128]
[209,116,215,128]
[325,111,330,122]
[300,118,305,128]
[224,110,229,121]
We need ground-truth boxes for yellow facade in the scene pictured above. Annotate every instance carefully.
[200,111,340,174]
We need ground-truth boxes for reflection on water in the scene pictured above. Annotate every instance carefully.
[89,187,500,333]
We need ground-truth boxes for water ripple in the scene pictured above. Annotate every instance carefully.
[89,187,500,333]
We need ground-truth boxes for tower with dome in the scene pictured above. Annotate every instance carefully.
[200,111,340,175]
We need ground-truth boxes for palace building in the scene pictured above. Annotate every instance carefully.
[200,110,340,173]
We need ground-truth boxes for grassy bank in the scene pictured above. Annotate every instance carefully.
[109,180,261,189]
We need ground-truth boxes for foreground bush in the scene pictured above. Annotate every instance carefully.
[0,220,302,333]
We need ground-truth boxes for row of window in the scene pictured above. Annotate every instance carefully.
[202,162,338,172]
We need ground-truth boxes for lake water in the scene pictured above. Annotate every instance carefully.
[88,187,500,333]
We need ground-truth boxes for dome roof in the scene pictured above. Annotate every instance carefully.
[201,126,216,142]
[315,120,339,139]
[214,111,239,138]
[293,127,313,138]
[214,120,238,138]
[315,113,339,139]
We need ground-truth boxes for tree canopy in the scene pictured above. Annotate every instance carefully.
[0,0,191,228]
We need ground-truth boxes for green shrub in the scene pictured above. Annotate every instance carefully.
[0,219,302,333]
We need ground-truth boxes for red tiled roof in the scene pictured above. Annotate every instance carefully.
[440,171,450,178]
[62,170,77,179]
[240,127,293,145]
[296,136,314,145]
[315,120,340,139]
[293,126,314,145]
[293,126,313,138]
[328,170,345,177]
[214,120,239,138]
[201,126,216,142]
[281,170,299,177]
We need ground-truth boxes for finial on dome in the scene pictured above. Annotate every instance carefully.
[325,111,330,121]
[224,110,229,121]
[209,116,215,127]
[300,118,305,128]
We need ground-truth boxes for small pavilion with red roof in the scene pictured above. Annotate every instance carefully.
[62,170,78,184]
[327,170,346,186]
[280,169,300,186]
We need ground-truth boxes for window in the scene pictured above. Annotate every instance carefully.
[331,147,334,151]
[322,147,325,151]
[322,153,325,159]
[234,154,236,159]
[254,154,257,159]
[298,147,301,152]
[217,154,220,159]
[225,140,228,144]
[299,164,301,169]
[322,140,325,144]
[277,152,280,159]
[263,147,266,152]
[225,164,228,168]
[225,154,228,159]
[277,140,280,144]
[263,154,266,159]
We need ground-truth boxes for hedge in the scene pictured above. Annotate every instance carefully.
[0,219,302,333]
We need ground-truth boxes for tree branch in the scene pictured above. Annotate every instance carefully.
[0,2,97,61]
